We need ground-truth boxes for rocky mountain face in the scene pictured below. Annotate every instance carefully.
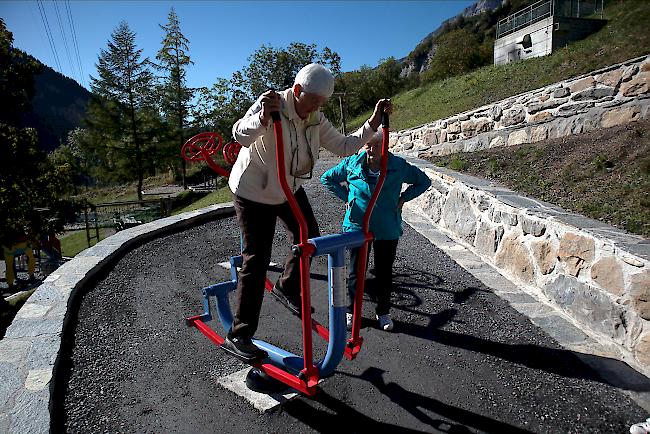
[399,0,505,77]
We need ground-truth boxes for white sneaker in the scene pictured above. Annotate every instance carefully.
[346,313,353,331]
[630,418,650,434]
[376,314,394,331]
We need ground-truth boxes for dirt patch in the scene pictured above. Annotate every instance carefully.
[423,119,650,238]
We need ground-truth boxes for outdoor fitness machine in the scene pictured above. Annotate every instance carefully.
[184,107,390,396]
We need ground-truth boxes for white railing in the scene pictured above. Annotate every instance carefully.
[497,0,553,39]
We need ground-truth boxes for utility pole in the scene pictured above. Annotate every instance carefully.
[333,91,355,136]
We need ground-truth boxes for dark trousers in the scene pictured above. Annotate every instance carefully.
[230,188,320,339]
[347,239,398,316]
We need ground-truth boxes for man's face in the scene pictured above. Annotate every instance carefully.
[293,84,329,117]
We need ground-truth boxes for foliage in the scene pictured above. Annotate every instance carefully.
[0,19,79,247]
[0,19,41,126]
[88,21,156,200]
[0,124,80,245]
[193,42,342,138]
[420,28,491,83]
[155,7,194,185]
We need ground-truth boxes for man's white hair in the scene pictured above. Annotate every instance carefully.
[294,63,335,98]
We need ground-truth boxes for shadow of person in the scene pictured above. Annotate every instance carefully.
[282,386,478,434]
[395,308,650,392]
[356,366,534,434]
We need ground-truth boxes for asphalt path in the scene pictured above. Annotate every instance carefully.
[57,153,648,433]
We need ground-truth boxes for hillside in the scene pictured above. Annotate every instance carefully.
[424,119,650,238]
[19,52,91,152]
[348,0,650,132]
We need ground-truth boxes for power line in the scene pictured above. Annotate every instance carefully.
[52,0,78,83]
[36,0,62,72]
[64,0,85,87]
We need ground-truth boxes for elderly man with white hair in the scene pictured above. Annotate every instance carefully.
[223,63,392,361]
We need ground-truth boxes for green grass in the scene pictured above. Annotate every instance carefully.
[172,186,232,214]
[348,0,650,132]
[60,228,111,257]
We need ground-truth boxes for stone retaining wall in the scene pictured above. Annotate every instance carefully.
[391,54,650,156]
[404,160,650,376]
[0,204,234,434]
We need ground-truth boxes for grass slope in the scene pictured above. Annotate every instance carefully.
[349,0,650,132]
[426,119,650,238]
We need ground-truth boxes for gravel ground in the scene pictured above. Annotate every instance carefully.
[57,153,648,433]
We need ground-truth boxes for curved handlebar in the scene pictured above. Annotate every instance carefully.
[180,132,242,178]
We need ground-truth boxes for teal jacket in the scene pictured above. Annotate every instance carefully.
[321,151,431,240]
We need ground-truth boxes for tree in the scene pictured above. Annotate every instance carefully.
[0,19,40,126]
[89,21,154,200]
[0,19,78,246]
[155,7,193,188]
[421,28,485,83]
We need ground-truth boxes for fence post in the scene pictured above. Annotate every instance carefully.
[84,207,91,247]
[93,206,99,243]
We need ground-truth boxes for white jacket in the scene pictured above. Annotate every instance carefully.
[229,88,376,205]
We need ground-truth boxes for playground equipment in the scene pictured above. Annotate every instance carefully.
[184,108,390,396]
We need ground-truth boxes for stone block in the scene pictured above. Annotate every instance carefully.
[527,97,568,114]
[507,129,529,146]
[10,389,50,434]
[571,86,616,101]
[635,331,650,367]
[491,105,503,121]
[501,105,526,127]
[553,87,570,98]
[601,105,641,128]
[595,69,624,88]
[474,221,502,257]
[557,102,595,117]
[558,232,595,277]
[628,271,650,320]
[495,233,534,284]
[439,130,447,143]
[441,188,477,244]
[529,111,553,123]
[531,239,556,275]
[491,210,518,226]
[530,126,548,143]
[521,216,546,236]
[622,64,639,82]
[489,135,505,148]
[543,275,627,341]
[448,121,461,133]
[620,71,649,97]
[569,77,595,93]
[590,256,625,296]
[0,362,22,407]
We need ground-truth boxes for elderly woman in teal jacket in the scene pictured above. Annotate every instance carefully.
[321,130,431,331]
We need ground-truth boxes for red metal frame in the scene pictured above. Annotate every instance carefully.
[271,113,320,387]
[180,132,243,178]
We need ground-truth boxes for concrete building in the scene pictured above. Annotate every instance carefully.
[494,0,606,65]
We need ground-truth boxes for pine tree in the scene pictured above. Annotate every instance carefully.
[89,21,153,200]
[156,8,193,189]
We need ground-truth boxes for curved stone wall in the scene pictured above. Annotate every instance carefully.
[0,204,234,434]
[391,54,650,156]
[404,160,650,376]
